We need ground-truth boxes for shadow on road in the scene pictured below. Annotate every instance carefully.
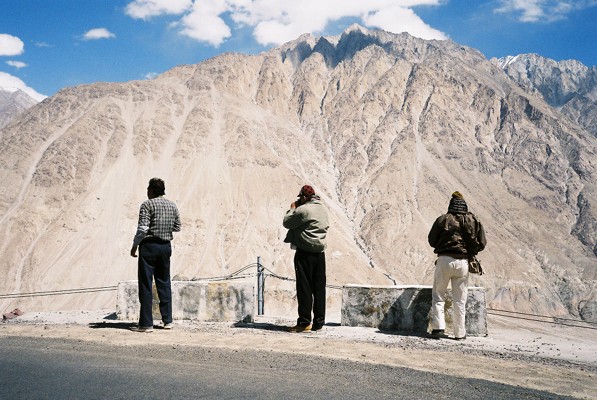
[232,322,289,332]
[233,321,342,332]
[88,322,136,330]
[375,329,431,339]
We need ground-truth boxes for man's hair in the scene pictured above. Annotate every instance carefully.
[148,178,165,196]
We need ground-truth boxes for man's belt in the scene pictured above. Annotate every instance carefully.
[140,236,170,244]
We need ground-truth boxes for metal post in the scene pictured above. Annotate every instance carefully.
[257,256,264,315]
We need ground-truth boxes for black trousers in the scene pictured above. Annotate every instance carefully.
[294,249,326,327]
[138,241,172,327]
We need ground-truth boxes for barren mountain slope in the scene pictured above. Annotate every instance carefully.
[0,26,595,321]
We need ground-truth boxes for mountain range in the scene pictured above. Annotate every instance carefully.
[0,25,595,322]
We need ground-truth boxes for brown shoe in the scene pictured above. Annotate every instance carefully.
[287,324,311,333]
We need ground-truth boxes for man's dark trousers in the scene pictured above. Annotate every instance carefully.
[138,241,173,327]
[294,248,326,327]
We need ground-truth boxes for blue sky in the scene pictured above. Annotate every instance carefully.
[1,0,595,101]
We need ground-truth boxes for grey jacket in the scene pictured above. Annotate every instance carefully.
[283,198,329,253]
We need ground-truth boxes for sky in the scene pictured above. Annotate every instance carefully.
[1,0,595,102]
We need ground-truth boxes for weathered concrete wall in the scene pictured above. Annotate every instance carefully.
[117,280,254,323]
[117,281,486,334]
[259,284,343,322]
[341,285,487,336]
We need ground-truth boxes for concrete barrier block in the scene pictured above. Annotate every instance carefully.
[116,280,139,321]
[341,285,487,336]
[203,282,254,322]
[461,287,488,336]
[172,281,205,320]
[116,280,254,323]
[261,285,343,322]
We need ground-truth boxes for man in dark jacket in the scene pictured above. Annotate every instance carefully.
[283,185,329,333]
[428,191,486,340]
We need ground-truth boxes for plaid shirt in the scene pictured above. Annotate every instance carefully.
[133,196,181,246]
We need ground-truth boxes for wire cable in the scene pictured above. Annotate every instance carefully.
[487,308,597,329]
[487,308,597,325]
[0,286,118,299]
[262,268,343,290]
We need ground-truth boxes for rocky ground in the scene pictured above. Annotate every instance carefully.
[1,310,595,399]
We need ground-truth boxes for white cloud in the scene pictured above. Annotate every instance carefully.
[363,5,448,40]
[179,0,232,46]
[126,0,193,19]
[6,60,27,69]
[144,72,159,79]
[495,0,597,22]
[0,34,25,56]
[82,28,116,41]
[124,0,447,46]
[0,71,47,101]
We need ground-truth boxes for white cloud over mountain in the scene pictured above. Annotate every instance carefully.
[124,0,597,46]
[125,0,448,46]
[0,71,46,101]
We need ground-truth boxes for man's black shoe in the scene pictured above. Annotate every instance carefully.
[428,329,447,339]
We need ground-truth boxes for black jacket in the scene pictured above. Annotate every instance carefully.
[428,212,486,256]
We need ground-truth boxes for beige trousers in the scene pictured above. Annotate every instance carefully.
[431,255,469,338]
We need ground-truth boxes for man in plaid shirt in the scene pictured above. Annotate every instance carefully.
[130,178,181,332]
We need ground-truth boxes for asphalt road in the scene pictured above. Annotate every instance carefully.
[0,336,570,399]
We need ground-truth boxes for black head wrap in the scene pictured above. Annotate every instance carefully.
[448,191,468,214]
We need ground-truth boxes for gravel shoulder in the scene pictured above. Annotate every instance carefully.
[1,310,595,399]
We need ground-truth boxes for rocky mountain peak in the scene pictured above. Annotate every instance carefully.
[0,88,39,128]
[280,24,486,70]
[492,53,597,136]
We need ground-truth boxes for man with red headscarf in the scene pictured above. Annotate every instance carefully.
[283,184,329,332]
